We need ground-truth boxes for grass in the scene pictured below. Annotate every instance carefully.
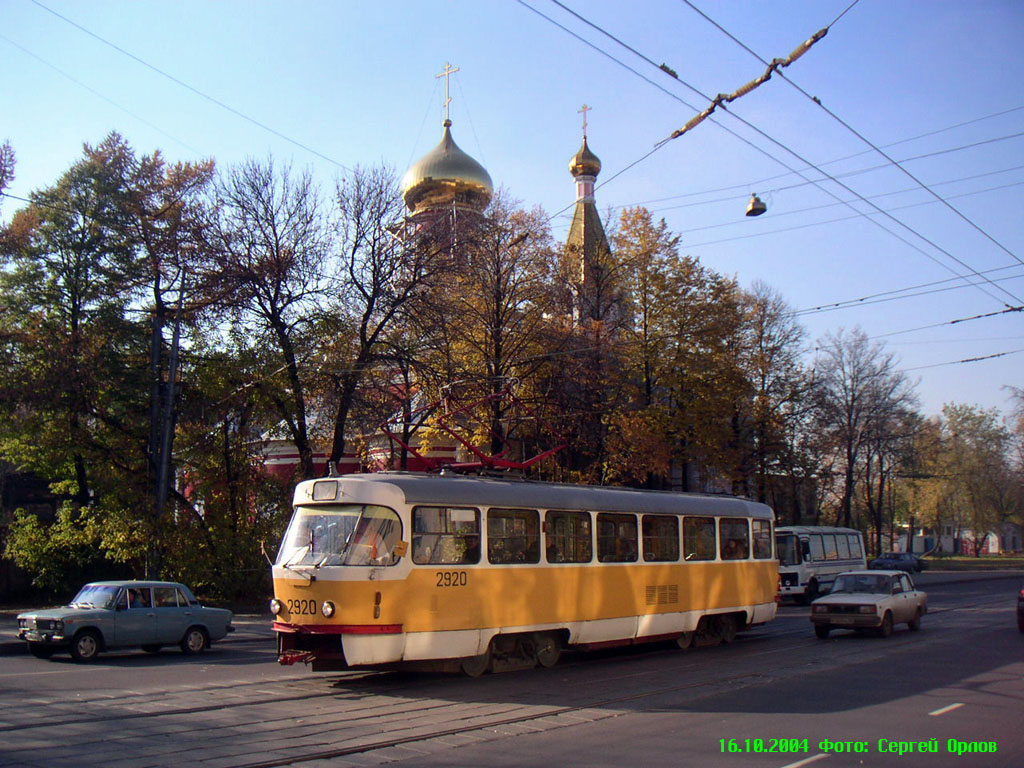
[925,554,1024,571]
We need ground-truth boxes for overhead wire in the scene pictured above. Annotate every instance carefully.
[0,32,202,156]
[681,0,1024,270]
[29,0,353,173]
[532,0,1024,308]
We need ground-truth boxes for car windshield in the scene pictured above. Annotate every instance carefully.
[776,534,800,566]
[277,504,403,567]
[69,584,120,609]
[831,574,890,595]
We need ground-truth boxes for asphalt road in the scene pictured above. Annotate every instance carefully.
[0,572,1021,768]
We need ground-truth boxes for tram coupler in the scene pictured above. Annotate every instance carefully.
[278,650,316,666]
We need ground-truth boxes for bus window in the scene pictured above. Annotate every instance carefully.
[412,506,480,565]
[808,535,824,562]
[545,510,592,563]
[487,508,540,564]
[776,532,800,566]
[752,520,772,559]
[597,513,638,562]
[720,519,750,559]
[836,534,850,559]
[642,515,679,562]
[848,534,863,559]
[683,517,716,560]
[821,534,838,561]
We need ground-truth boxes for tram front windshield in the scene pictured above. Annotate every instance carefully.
[776,533,801,566]
[277,504,402,567]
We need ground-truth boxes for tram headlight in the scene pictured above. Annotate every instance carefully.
[321,601,336,618]
[269,598,283,615]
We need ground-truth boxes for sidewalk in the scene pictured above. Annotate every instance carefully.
[0,609,275,656]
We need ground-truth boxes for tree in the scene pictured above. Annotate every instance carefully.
[325,165,435,469]
[812,328,917,529]
[0,140,14,201]
[210,156,332,480]
[938,404,1018,555]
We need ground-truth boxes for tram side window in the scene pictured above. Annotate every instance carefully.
[683,517,716,560]
[836,534,851,559]
[597,513,638,562]
[719,518,750,560]
[848,534,863,559]
[821,534,838,561]
[546,510,592,563]
[642,515,679,562]
[412,506,480,565]
[487,508,540,564]
[751,520,772,559]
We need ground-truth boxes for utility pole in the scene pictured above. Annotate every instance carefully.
[149,286,184,579]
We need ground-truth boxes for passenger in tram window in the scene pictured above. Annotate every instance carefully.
[463,536,480,564]
[723,539,742,560]
[547,539,562,563]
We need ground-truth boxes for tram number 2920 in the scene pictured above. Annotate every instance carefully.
[286,599,318,616]
[436,571,468,588]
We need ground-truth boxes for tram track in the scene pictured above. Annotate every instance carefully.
[2,581,1015,768]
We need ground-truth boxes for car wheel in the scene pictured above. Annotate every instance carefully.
[814,625,831,639]
[180,627,208,655]
[802,580,819,605]
[908,608,922,631]
[141,644,163,654]
[877,612,894,638]
[27,643,56,659]
[70,630,102,663]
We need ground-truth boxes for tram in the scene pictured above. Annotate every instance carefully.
[270,472,778,674]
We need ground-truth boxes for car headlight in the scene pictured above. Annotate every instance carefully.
[812,605,828,613]
[321,601,336,618]
[858,605,875,614]
[269,598,283,615]
[53,620,64,631]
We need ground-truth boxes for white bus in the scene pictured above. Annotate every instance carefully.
[775,526,866,602]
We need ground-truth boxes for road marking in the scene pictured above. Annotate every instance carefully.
[929,702,965,716]
[780,754,829,768]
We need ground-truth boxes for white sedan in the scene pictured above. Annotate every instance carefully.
[810,570,927,639]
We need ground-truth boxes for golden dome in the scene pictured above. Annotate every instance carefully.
[401,120,493,215]
[569,136,601,178]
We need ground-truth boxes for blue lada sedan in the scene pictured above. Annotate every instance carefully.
[17,580,234,662]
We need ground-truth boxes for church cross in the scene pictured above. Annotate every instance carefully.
[436,62,460,123]
[578,103,592,138]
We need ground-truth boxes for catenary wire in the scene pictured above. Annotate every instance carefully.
[533,0,1024,307]
[29,0,353,173]
[681,0,1024,269]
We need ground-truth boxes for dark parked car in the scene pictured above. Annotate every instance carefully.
[869,552,926,573]
[17,580,233,662]
[1017,584,1024,633]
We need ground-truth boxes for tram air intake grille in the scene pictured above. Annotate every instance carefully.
[645,584,679,605]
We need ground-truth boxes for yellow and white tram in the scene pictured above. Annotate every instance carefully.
[271,472,778,674]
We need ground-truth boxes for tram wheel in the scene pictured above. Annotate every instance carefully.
[675,631,694,649]
[460,648,491,677]
[720,615,738,644]
[533,633,561,668]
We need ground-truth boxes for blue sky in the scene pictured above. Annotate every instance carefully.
[2,0,1022,419]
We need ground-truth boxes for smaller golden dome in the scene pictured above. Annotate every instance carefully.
[569,136,601,178]
[401,120,493,215]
